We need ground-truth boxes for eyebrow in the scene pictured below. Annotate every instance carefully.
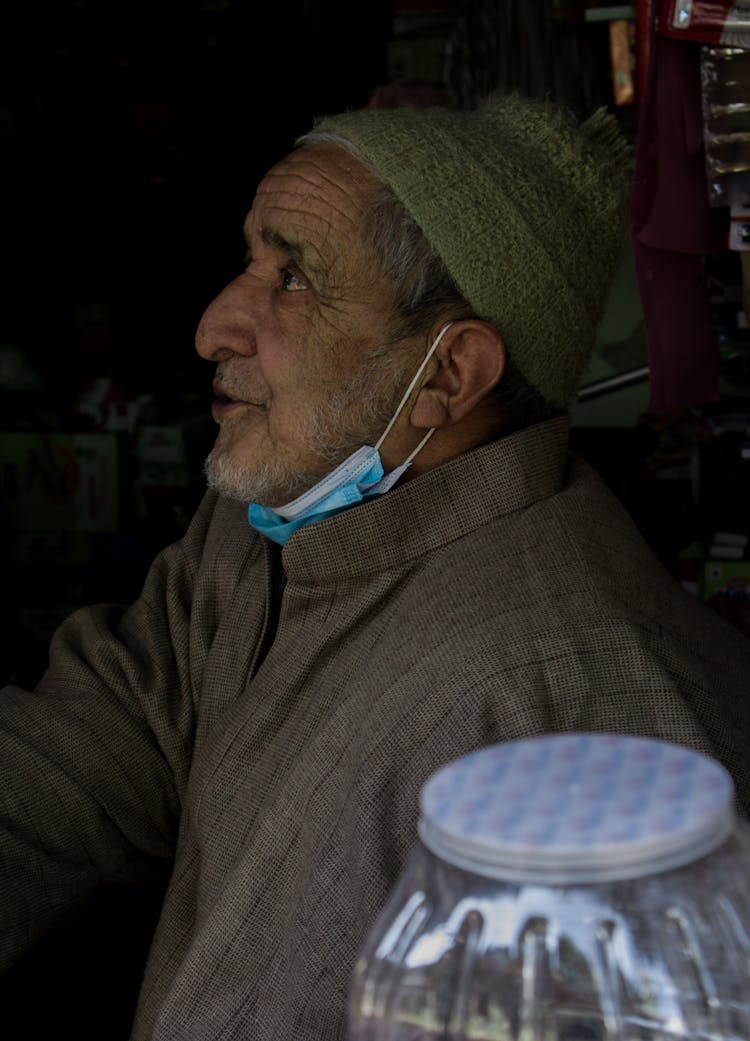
[260,226,310,271]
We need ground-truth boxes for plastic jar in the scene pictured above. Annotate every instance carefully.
[348,733,750,1040]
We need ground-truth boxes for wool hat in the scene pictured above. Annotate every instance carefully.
[314,94,631,408]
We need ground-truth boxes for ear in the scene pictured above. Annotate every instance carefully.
[409,320,506,429]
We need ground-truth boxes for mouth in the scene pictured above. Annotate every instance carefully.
[211,383,256,420]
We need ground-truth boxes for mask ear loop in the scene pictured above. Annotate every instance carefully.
[374,322,454,461]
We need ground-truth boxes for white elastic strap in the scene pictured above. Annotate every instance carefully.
[375,322,454,451]
[402,427,435,466]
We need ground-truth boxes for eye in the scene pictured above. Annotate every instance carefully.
[281,267,309,292]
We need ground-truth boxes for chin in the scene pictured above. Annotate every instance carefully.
[204,442,322,507]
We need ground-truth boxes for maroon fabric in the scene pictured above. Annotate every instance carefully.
[630,8,728,412]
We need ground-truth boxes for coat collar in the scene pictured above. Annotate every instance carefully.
[279,415,571,582]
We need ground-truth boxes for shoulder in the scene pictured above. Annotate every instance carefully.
[172,490,260,569]
[138,490,268,626]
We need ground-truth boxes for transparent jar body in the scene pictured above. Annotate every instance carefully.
[349,825,750,1041]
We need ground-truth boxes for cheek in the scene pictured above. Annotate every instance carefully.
[306,307,379,385]
[263,300,378,407]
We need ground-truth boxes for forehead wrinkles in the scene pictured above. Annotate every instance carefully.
[252,148,379,286]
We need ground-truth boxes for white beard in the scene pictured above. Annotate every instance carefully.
[204,344,412,506]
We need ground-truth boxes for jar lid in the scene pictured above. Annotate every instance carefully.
[418,734,737,884]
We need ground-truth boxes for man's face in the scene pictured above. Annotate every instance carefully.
[196,143,413,507]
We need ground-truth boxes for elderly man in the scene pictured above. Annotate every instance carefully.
[2,95,750,1040]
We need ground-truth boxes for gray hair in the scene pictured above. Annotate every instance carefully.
[297,130,555,429]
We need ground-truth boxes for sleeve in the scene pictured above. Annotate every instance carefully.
[0,491,222,972]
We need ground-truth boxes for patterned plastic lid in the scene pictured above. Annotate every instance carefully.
[418,734,737,883]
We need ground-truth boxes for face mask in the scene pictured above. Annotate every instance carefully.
[247,322,453,545]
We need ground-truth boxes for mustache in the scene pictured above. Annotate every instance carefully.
[213,368,266,407]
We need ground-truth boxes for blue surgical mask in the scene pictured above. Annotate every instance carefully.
[247,322,453,545]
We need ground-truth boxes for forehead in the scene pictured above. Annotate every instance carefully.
[246,143,380,277]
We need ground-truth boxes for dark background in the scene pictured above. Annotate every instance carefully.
[0,0,393,404]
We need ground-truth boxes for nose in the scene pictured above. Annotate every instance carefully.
[195,274,260,362]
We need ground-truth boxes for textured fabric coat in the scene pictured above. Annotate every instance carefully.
[3,415,750,1039]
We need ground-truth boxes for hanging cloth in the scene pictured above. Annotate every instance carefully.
[630,0,728,413]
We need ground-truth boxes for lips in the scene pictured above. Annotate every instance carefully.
[214,389,242,406]
[213,380,242,403]
[211,381,262,420]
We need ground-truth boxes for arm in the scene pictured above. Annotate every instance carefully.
[0,491,222,972]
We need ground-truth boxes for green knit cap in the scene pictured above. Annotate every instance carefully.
[314,94,631,408]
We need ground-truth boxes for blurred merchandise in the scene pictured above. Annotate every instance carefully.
[659,0,750,46]
[0,431,121,533]
[704,556,750,634]
[708,528,750,557]
[677,537,704,593]
[349,734,750,1040]
[695,411,750,532]
[367,79,449,107]
[74,376,154,432]
[134,412,214,491]
[631,0,727,412]
[701,45,750,210]
[0,343,40,392]
[0,358,212,685]
[382,1,455,92]
[445,0,615,113]
[609,17,637,103]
